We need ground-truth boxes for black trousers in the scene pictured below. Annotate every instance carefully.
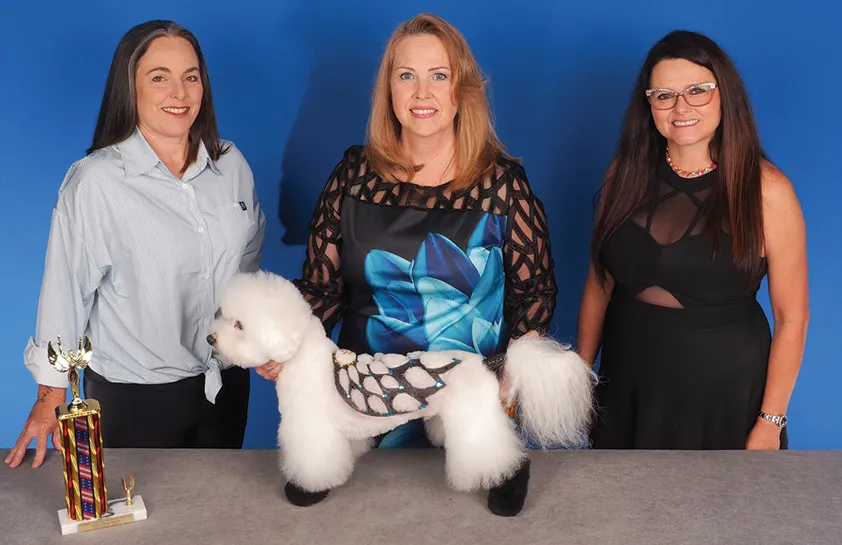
[82,366,250,449]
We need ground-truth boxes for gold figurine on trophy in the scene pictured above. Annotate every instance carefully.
[121,475,135,506]
[48,336,147,535]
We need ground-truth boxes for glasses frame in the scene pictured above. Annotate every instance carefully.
[645,82,718,110]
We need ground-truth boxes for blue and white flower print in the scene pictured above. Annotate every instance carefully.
[364,213,506,357]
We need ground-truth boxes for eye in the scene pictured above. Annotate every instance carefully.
[399,72,414,80]
[185,75,199,83]
[656,92,674,101]
[152,75,165,83]
[234,320,244,330]
[688,85,708,95]
[432,72,448,81]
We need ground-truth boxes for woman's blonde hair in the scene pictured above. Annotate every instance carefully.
[365,13,509,191]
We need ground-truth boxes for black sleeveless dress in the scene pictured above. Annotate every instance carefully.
[591,160,787,450]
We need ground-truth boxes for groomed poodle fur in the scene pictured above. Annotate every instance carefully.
[208,271,596,516]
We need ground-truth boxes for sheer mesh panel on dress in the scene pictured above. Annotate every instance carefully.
[629,174,713,309]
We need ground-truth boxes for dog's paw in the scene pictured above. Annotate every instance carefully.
[486,459,530,517]
[284,482,330,507]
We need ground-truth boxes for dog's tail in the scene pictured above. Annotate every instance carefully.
[503,336,597,449]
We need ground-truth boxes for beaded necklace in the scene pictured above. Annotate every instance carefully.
[666,148,717,178]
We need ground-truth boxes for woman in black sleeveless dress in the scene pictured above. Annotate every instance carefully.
[577,31,809,450]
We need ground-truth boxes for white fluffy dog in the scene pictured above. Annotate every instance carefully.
[208,271,595,516]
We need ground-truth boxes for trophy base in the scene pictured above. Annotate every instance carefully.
[57,495,147,535]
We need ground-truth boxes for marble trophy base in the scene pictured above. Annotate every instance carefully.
[57,495,147,535]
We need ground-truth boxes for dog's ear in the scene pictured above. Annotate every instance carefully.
[262,327,303,363]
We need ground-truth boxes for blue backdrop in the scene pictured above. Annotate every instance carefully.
[1,0,839,450]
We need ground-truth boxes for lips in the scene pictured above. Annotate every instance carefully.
[410,108,437,118]
[162,106,190,117]
[672,119,699,127]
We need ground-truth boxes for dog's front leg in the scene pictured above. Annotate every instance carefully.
[278,414,358,507]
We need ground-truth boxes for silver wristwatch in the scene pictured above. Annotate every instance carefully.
[758,411,788,428]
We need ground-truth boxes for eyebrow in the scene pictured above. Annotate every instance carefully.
[649,81,712,91]
[145,66,200,75]
[394,65,452,72]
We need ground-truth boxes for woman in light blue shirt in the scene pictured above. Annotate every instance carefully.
[5,20,266,468]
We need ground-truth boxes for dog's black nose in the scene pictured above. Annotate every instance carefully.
[207,334,216,346]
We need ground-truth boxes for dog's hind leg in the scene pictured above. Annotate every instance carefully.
[436,362,529,516]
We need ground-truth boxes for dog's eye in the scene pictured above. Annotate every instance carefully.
[234,321,244,330]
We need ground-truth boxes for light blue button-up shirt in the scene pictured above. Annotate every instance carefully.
[24,128,266,403]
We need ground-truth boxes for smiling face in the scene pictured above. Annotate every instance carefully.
[390,33,458,142]
[648,58,721,152]
[134,36,203,141]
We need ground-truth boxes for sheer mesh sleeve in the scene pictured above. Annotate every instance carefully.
[292,152,355,335]
[502,167,558,338]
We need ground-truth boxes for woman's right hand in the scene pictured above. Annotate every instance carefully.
[4,385,65,469]
[255,360,284,381]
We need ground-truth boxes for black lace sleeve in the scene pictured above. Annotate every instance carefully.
[293,148,360,335]
[502,164,558,338]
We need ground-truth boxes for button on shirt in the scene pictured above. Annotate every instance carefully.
[24,128,266,403]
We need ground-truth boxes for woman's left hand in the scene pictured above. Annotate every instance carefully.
[746,417,782,450]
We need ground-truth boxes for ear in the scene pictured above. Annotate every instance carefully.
[263,327,303,363]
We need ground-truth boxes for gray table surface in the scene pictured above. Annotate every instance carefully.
[1,448,841,544]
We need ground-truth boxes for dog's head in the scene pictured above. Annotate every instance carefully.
[207,271,313,368]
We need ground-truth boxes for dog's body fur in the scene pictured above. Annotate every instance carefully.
[209,271,596,514]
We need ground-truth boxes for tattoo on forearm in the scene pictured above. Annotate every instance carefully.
[38,387,55,403]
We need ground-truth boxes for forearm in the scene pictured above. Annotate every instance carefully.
[36,384,67,405]
[292,279,346,336]
[761,318,809,415]
[576,302,607,367]
[576,270,612,367]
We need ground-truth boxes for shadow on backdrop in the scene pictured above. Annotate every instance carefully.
[278,42,381,245]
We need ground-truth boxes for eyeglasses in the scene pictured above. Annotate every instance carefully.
[645,82,717,110]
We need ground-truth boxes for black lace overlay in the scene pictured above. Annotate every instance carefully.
[294,146,557,354]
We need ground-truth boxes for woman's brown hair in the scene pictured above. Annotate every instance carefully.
[88,20,228,173]
[591,30,768,283]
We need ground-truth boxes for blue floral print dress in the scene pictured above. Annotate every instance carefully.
[294,146,557,447]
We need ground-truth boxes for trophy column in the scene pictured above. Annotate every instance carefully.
[56,400,108,521]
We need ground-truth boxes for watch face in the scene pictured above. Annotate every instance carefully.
[780,416,788,427]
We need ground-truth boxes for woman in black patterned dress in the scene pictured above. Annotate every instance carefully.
[577,30,809,450]
[277,14,558,515]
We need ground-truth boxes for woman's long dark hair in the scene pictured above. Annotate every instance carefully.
[87,20,228,172]
[591,30,767,283]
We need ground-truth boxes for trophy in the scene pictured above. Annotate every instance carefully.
[48,336,147,535]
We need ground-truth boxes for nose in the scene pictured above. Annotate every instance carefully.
[414,80,431,100]
[674,95,692,112]
[170,79,186,99]
[206,334,216,346]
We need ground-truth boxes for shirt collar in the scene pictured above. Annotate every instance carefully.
[118,127,221,179]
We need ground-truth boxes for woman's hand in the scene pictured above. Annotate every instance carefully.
[745,417,782,450]
[4,385,65,469]
[255,360,284,381]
